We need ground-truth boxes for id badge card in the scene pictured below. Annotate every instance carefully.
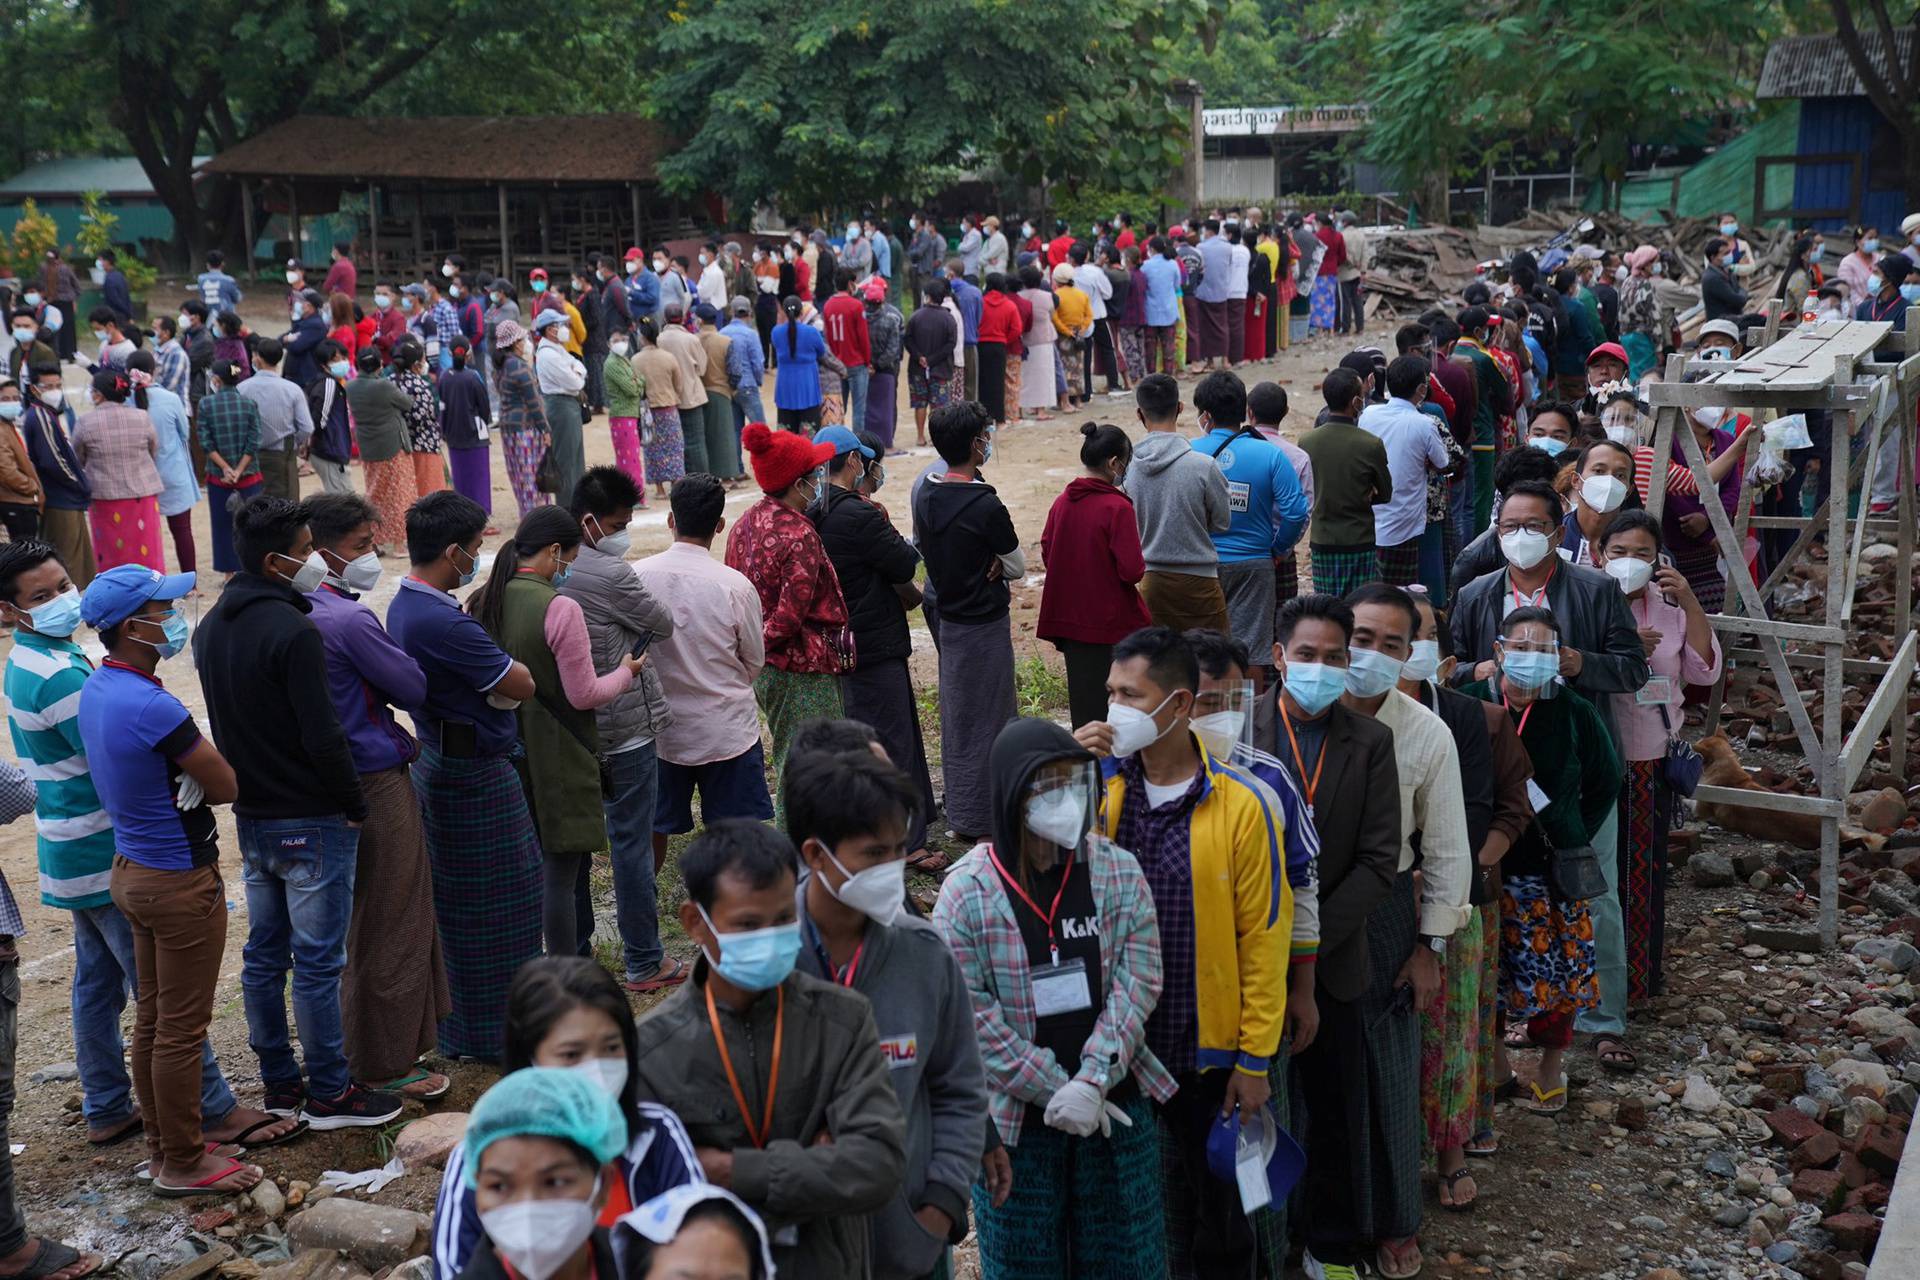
[1525,778,1552,813]
[1636,675,1674,706]
[1031,958,1093,1018]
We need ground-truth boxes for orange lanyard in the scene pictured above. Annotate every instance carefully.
[704,980,784,1149]
[1279,706,1328,809]
[987,842,1076,965]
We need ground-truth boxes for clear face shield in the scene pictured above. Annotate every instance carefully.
[1191,678,1256,763]
[1599,394,1646,447]
[1022,760,1103,856]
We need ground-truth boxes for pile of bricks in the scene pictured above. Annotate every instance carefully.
[1763,1098,1907,1270]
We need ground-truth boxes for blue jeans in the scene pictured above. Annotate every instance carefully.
[237,814,360,1100]
[605,743,664,979]
[70,903,236,1127]
[846,366,870,431]
[732,386,766,435]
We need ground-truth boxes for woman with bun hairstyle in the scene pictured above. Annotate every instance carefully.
[770,294,844,433]
[71,367,164,571]
[1036,422,1152,727]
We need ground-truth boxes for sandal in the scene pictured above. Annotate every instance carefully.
[218,1116,309,1150]
[1523,1075,1568,1115]
[376,1070,452,1101]
[152,1157,262,1198]
[1592,1035,1638,1073]
[133,1143,244,1180]
[1437,1167,1478,1212]
[1464,1128,1500,1158]
[1376,1236,1424,1280]
[623,956,690,993]
[86,1112,144,1146]
[906,849,953,875]
[0,1237,100,1280]
[1503,1023,1535,1050]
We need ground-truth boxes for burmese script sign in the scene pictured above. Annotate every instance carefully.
[1202,104,1373,137]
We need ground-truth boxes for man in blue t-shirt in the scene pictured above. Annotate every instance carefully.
[76,565,283,1199]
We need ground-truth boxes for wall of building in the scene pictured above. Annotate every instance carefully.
[1795,97,1907,233]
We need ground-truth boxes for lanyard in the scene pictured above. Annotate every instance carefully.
[986,842,1076,965]
[1500,688,1535,738]
[704,980,784,1149]
[1508,561,1555,611]
[803,912,866,987]
[1870,296,1903,322]
[1278,705,1328,809]
[101,657,161,687]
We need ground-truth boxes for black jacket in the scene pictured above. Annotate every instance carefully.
[192,572,367,822]
[1702,264,1748,321]
[1416,681,1496,902]
[457,1230,615,1280]
[813,485,920,666]
[911,474,1018,624]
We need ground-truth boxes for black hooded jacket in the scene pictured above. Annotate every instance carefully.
[812,484,920,666]
[911,474,1018,624]
[987,718,1097,864]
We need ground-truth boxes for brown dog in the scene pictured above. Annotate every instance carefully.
[1693,734,1881,850]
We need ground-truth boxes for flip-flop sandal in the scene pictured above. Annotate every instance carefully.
[133,1142,245,1179]
[1592,1036,1638,1073]
[1465,1128,1500,1158]
[1503,1023,1535,1050]
[623,956,690,993]
[377,1070,452,1101]
[907,849,953,874]
[0,1236,100,1280]
[1376,1237,1424,1280]
[151,1157,262,1198]
[1522,1076,1568,1115]
[217,1116,309,1150]
[1438,1167,1478,1212]
[86,1113,144,1146]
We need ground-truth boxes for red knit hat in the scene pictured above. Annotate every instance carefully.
[741,422,836,493]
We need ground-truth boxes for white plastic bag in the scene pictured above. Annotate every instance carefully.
[1763,413,1812,450]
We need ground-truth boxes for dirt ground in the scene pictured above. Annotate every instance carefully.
[2,305,1840,1278]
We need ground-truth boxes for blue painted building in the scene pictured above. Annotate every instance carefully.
[1757,29,1914,234]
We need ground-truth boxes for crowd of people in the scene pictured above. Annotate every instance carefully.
[0,199,1907,1280]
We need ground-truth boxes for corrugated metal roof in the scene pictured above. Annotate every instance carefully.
[200,115,670,183]
[1757,28,1915,100]
[0,155,206,197]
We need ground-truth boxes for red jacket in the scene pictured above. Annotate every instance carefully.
[1046,235,1076,268]
[821,294,870,368]
[372,307,408,362]
[977,291,1023,346]
[1037,477,1153,644]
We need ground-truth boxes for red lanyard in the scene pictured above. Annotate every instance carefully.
[832,936,866,988]
[1509,561,1555,611]
[1279,706,1327,809]
[704,981,784,1149]
[101,658,161,687]
[1500,688,1535,738]
[987,842,1076,965]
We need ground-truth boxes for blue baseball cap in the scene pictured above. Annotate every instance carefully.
[1204,1104,1306,1209]
[813,425,874,461]
[80,564,197,630]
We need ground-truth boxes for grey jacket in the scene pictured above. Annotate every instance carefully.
[557,543,675,748]
[1127,430,1231,576]
[795,875,987,1279]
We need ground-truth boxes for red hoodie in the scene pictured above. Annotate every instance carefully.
[1037,476,1153,644]
[977,290,1023,347]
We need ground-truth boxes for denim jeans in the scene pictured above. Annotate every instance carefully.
[605,743,664,979]
[733,386,766,435]
[237,814,361,1100]
[71,902,236,1127]
[846,365,870,431]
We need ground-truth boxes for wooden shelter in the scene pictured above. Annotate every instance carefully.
[199,114,697,281]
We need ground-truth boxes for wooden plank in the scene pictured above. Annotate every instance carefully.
[1839,631,1919,789]
[1894,322,1919,783]
[1726,646,1891,678]
[1697,318,1892,391]
[1692,783,1845,818]
[1643,382,1869,412]
[1818,402,1852,951]
[1746,515,1902,532]
[1703,614,1844,642]
[1842,406,1889,622]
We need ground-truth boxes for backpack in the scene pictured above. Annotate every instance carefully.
[1177,243,1204,290]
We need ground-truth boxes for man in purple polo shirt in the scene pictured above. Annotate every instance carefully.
[302,493,450,1100]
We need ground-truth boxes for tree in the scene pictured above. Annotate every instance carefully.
[1827,3,1920,207]
[0,1,112,180]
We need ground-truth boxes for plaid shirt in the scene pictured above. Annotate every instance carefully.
[0,760,35,939]
[1113,756,1207,1075]
[195,387,262,482]
[154,339,191,404]
[932,833,1174,1147]
[415,300,461,354]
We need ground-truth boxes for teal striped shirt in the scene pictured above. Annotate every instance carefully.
[4,629,114,908]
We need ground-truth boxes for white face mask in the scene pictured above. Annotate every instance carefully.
[1023,783,1091,850]
[595,529,632,558]
[39,387,63,409]
[329,551,384,594]
[1605,423,1638,447]
[476,1191,599,1280]
[1579,473,1628,514]
[1605,556,1655,594]
[285,271,301,285]
[1106,690,1179,758]
[442,263,456,277]
[1191,710,1246,761]
[277,550,329,593]
[823,849,905,926]
[569,1056,628,1100]
[609,341,630,357]
[1401,638,1443,683]
[1499,528,1553,571]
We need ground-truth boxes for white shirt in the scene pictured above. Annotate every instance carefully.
[631,542,765,766]
[1226,243,1251,299]
[1357,396,1450,547]
[1373,689,1471,937]
[1073,263,1112,321]
[534,339,586,396]
[698,262,728,312]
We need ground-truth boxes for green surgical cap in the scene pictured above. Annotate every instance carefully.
[463,1067,627,1188]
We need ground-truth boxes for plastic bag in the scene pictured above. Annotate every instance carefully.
[1764,413,1812,450]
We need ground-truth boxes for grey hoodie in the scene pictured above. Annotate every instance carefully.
[1126,430,1231,576]
[795,874,988,1280]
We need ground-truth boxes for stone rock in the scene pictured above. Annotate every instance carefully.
[256,1251,370,1280]
[1845,1005,1920,1049]
[392,1112,468,1169]
[285,1199,431,1269]
[187,1209,233,1233]
[1628,1214,1668,1231]
[1618,1096,1649,1131]
[386,1261,434,1280]
[1746,923,1824,953]
[1766,1104,1826,1147]
[1868,883,1919,917]
[27,1061,78,1084]
[1789,1167,1847,1213]
[1692,853,1736,888]
[1850,937,1920,972]
[1640,1270,1686,1280]
[159,1245,236,1280]
[1829,1059,1892,1098]
[1889,1082,1918,1116]
[1765,1242,1801,1266]
[1790,1130,1842,1170]
[1681,1074,1724,1113]
[1856,1123,1906,1176]
[1821,1211,1882,1252]
[1841,1096,1887,1140]
[1712,1203,1750,1227]
[1857,787,1908,833]
[248,1178,285,1219]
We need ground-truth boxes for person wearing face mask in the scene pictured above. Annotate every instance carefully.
[432,958,703,1280]
[343,341,418,552]
[301,340,357,500]
[1355,356,1452,594]
[786,749,988,1280]
[1296,367,1393,600]
[1713,212,1756,277]
[693,304,742,480]
[1593,512,1717,1072]
[631,317,690,502]
[191,496,404,1131]
[18,362,94,584]
[912,402,1023,839]
[0,378,41,540]
[280,289,330,390]
[1559,439,1635,568]
[296,493,448,1099]
[491,319,556,517]
[122,350,200,577]
[235,337,316,501]
[70,368,164,574]
[930,717,1169,1277]
[599,327,647,494]
[559,468,681,990]
[1460,608,1621,1117]
[369,280,407,364]
[1698,238,1748,323]
[726,423,850,820]
[6,307,54,386]
[435,339,494,516]
[613,1186,775,1280]
[455,1067,627,1280]
[386,492,540,1058]
[1661,395,1758,613]
[470,506,641,959]
[632,820,908,1280]
[620,247,662,326]
[1065,626,1291,1279]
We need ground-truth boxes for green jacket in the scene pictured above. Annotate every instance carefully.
[497,573,606,853]
[604,351,643,418]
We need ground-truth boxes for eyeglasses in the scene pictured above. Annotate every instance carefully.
[1496,520,1555,536]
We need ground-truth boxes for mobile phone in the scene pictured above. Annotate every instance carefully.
[630,632,652,659]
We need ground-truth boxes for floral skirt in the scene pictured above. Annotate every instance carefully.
[609,416,646,492]
[501,431,553,518]
[1059,334,1085,401]
[1498,874,1599,1023]
[364,457,417,548]
[1620,758,1671,1001]
[643,406,685,486]
[89,495,164,572]
[1420,905,1485,1154]
[1309,275,1339,330]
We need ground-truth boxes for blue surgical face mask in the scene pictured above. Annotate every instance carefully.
[400,295,415,312]
[1870,274,1885,295]
[1901,283,1920,304]
[451,544,479,587]
[0,401,21,422]
[696,904,801,991]
[132,610,190,660]
[1343,646,1405,699]
[374,294,393,310]
[92,329,108,343]
[11,328,34,346]
[23,587,81,638]
[1530,435,1568,457]
[1501,649,1559,690]
[1282,660,1347,716]
[531,280,548,294]
[328,360,351,379]
[551,554,575,587]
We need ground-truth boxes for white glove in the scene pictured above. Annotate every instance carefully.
[174,773,205,811]
[1042,1080,1134,1138]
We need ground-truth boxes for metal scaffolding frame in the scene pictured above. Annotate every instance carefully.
[1643,316,1919,950]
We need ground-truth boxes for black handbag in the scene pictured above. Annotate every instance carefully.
[1530,812,1608,902]
[1657,704,1704,797]
[534,445,561,494]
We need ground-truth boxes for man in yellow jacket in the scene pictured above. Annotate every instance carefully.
[1073,624,1292,1279]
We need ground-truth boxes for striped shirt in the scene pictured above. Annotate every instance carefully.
[4,630,114,908]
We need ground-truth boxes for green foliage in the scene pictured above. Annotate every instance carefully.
[0,1,113,181]
[1049,186,1168,232]
[1,198,58,280]
[74,190,115,259]
[1015,654,1070,720]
